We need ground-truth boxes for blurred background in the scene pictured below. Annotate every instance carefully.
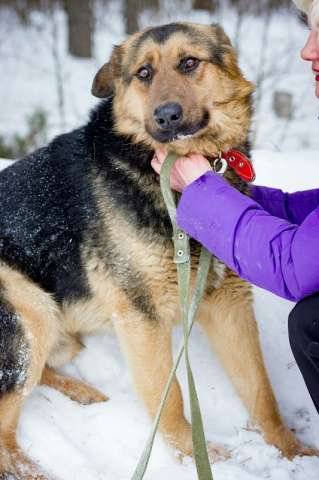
[0,0,318,159]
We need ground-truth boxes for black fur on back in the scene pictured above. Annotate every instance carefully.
[0,128,94,303]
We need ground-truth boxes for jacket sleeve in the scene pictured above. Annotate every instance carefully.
[251,185,319,225]
[176,171,319,302]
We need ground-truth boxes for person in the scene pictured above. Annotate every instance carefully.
[151,0,319,414]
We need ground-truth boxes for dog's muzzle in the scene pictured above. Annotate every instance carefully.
[154,102,183,130]
[147,106,210,143]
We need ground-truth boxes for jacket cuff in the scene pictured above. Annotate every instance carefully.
[176,171,262,271]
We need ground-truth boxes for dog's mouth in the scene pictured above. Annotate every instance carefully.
[146,110,210,144]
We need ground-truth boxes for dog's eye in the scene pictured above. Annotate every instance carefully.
[179,57,200,73]
[136,65,153,82]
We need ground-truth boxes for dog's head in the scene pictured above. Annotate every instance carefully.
[92,22,255,156]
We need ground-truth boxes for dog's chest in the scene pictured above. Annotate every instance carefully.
[64,217,226,336]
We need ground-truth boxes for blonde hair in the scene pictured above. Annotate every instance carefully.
[292,0,319,31]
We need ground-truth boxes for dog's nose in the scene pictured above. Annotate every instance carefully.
[154,102,183,129]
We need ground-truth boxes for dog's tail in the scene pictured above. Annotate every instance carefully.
[0,302,30,396]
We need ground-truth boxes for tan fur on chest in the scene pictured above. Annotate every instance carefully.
[61,205,227,337]
[62,212,178,335]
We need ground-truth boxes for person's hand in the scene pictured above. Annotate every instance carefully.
[151,150,213,192]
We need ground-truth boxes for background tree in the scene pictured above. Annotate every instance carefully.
[64,0,93,58]
[193,0,217,11]
[124,0,159,34]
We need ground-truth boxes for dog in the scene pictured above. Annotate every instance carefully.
[0,22,317,479]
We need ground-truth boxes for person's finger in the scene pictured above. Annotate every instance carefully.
[154,149,167,164]
[151,149,167,172]
[151,156,161,174]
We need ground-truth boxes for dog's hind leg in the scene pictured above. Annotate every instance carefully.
[41,366,108,405]
[42,332,108,405]
[0,393,49,480]
[0,264,59,479]
[199,273,318,459]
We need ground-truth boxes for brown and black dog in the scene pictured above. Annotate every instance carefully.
[0,22,317,479]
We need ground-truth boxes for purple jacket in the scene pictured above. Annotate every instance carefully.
[176,172,319,302]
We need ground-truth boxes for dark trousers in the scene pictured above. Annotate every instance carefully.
[288,292,319,414]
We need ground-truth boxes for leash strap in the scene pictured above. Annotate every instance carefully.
[131,153,213,480]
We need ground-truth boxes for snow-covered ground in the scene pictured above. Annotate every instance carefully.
[0,151,316,480]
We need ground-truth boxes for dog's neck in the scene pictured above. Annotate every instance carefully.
[86,99,174,238]
[86,98,154,174]
[85,98,249,239]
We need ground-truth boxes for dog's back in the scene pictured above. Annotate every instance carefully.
[0,127,94,302]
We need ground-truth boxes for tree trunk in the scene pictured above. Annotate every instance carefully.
[65,0,93,58]
[124,0,159,35]
[124,0,140,35]
[193,0,217,11]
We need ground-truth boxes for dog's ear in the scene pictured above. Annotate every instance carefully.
[211,23,232,47]
[91,62,113,98]
[91,45,123,98]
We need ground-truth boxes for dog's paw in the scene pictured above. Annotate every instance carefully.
[0,463,49,480]
[42,368,109,405]
[0,472,18,480]
[175,437,231,463]
[11,467,51,480]
[0,440,55,480]
[206,442,231,462]
[265,426,318,459]
[167,421,231,463]
[281,442,319,459]
[68,382,109,405]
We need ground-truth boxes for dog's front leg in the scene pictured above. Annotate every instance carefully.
[113,308,193,457]
[200,273,318,459]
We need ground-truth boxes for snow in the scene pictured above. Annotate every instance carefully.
[0,150,317,479]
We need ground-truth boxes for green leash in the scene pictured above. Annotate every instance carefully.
[131,152,214,480]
